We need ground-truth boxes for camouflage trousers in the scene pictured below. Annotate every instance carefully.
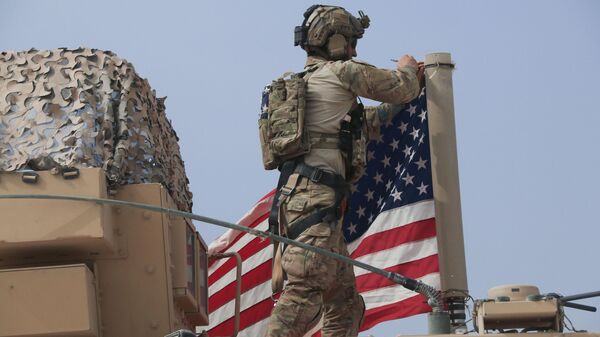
[267,175,365,337]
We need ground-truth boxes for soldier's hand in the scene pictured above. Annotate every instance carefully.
[397,55,418,71]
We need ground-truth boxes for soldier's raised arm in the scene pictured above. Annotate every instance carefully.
[330,55,422,140]
[330,55,420,104]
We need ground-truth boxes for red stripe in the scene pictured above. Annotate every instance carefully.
[208,294,279,337]
[238,191,274,228]
[351,218,437,259]
[356,254,439,293]
[209,259,272,312]
[360,294,431,331]
[207,213,269,269]
[207,190,274,268]
[208,235,271,284]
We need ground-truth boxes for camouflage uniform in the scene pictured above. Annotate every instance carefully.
[267,56,420,337]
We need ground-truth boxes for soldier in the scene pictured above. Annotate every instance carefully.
[266,5,424,337]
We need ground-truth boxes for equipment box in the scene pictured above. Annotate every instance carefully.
[0,168,115,262]
[0,264,99,337]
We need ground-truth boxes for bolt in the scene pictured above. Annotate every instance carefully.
[145,265,155,274]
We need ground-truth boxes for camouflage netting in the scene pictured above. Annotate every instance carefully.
[0,48,193,211]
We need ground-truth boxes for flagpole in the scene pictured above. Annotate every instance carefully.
[424,52,469,331]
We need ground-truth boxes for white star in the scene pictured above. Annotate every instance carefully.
[415,157,428,170]
[356,206,366,218]
[377,196,384,207]
[375,133,384,144]
[417,182,429,195]
[395,163,402,174]
[368,214,374,223]
[409,127,420,140]
[350,183,359,194]
[418,88,425,98]
[365,189,374,201]
[373,172,383,184]
[386,179,393,191]
[418,109,427,122]
[407,104,417,116]
[402,145,412,158]
[347,223,357,234]
[390,138,399,151]
[402,173,415,186]
[367,150,375,161]
[384,117,394,128]
[382,155,391,168]
[398,121,408,134]
[419,133,425,145]
[391,189,403,202]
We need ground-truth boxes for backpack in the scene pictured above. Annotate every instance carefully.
[258,66,322,170]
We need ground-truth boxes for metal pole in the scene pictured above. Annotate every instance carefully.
[424,52,467,334]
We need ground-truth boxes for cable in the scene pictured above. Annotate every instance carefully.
[0,193,443,310]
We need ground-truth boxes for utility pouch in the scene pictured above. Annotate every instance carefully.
[339,102,367,182]
[271,241,286,293]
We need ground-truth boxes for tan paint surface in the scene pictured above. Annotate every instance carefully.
[0,168,115,263]
[424,52,469,296]
[0,264,98,337]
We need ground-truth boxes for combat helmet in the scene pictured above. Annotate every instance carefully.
[294,5,370,60]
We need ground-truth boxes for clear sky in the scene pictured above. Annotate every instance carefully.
[2,0,599,335]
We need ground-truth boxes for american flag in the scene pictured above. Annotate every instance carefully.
[206,88,440,336]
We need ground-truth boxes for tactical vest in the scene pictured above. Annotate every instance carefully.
[259,65,366,181]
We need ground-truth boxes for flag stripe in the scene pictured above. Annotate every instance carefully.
[361,273,440,310]
[354,236,438,277]
[356,254,439,293]
[347,200,435,253]
[208,219,268,272]
[351,217,436,258]
[208,234,270,285]
[209,259,272,312]
[208,296,275,337]
[207,190,274,268]
[209,280,272,329]
[361,294,431,331]
[209,242,272,296]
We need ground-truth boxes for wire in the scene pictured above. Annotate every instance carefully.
[0,193,444,310]
[563,311,586,333]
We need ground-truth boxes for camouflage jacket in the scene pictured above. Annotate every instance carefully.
[303,56,420,178]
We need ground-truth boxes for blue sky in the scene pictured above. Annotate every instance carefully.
[2,0,599,335]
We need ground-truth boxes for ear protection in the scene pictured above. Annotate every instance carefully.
[326,33,348,60]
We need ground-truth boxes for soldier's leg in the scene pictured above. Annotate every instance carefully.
[267,223,337,337]
[267,279,322,337]
[321,236,365,337]
[267,178,338,337]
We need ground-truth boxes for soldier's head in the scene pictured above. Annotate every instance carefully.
[294,5,370,61]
